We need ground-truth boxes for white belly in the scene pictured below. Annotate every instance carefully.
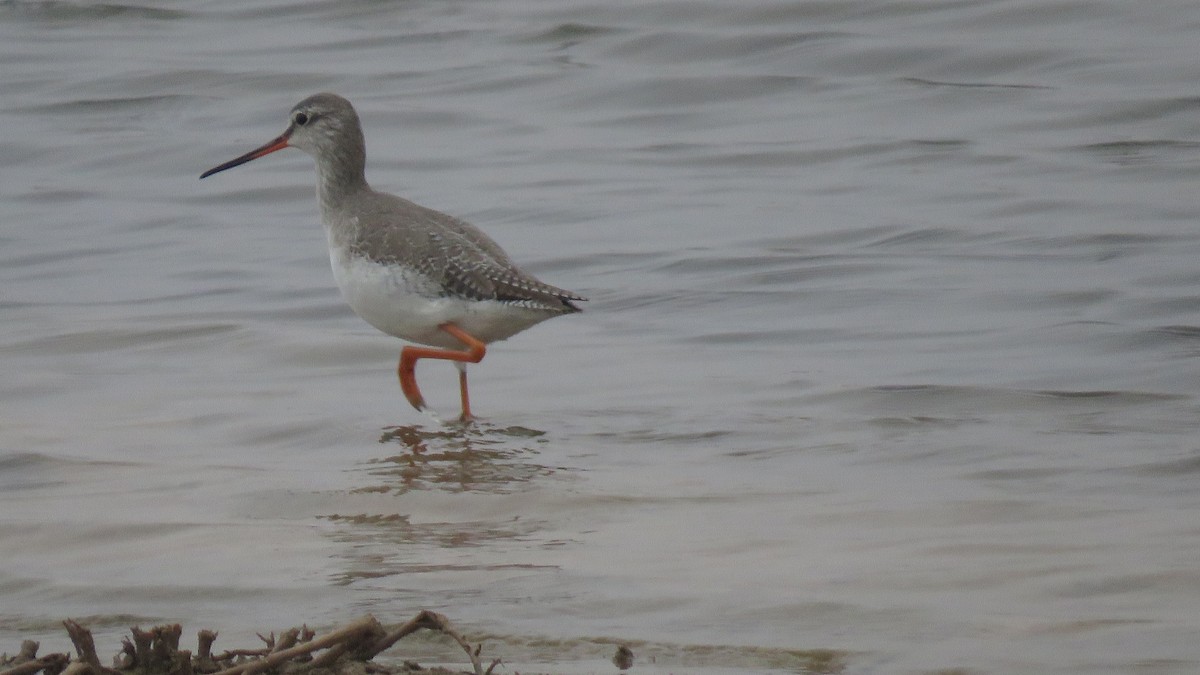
[328,246,555,349]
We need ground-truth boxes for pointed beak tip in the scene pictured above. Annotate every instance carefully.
[198,164,226,179]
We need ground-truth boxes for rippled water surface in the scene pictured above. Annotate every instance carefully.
[4,1,1200,673]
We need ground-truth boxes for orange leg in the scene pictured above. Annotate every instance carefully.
[397,323,487,420]
[456,362,472,420]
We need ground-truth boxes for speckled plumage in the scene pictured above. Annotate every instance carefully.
[330,187,582,309]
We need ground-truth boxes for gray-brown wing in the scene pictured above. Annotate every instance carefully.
[351,193,585,311]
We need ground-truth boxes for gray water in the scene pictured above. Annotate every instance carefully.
[3,1,1200,673]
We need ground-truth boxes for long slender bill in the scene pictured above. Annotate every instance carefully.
[200,128,293,179]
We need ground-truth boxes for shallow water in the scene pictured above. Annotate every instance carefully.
[4,0,1200,672]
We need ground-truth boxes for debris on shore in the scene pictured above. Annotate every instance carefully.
[0,612,495,675]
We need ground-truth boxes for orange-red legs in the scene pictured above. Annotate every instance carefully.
[397,323,487,421]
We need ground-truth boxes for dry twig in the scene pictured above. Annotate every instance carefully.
[62,621,115,675]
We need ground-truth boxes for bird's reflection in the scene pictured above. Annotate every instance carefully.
[324,422,568,586]
[364,422,556,494]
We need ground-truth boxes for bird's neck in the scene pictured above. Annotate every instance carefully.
[314,154,369,214]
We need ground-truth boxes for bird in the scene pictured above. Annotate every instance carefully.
[200,93,585,421]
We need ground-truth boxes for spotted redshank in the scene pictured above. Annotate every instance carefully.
[200,93,585,420]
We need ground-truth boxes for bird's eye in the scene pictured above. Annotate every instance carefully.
[293,112,310,126]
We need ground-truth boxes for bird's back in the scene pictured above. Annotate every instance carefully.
[330,189,584,314]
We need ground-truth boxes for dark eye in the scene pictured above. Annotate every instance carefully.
[293,112,309,126]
